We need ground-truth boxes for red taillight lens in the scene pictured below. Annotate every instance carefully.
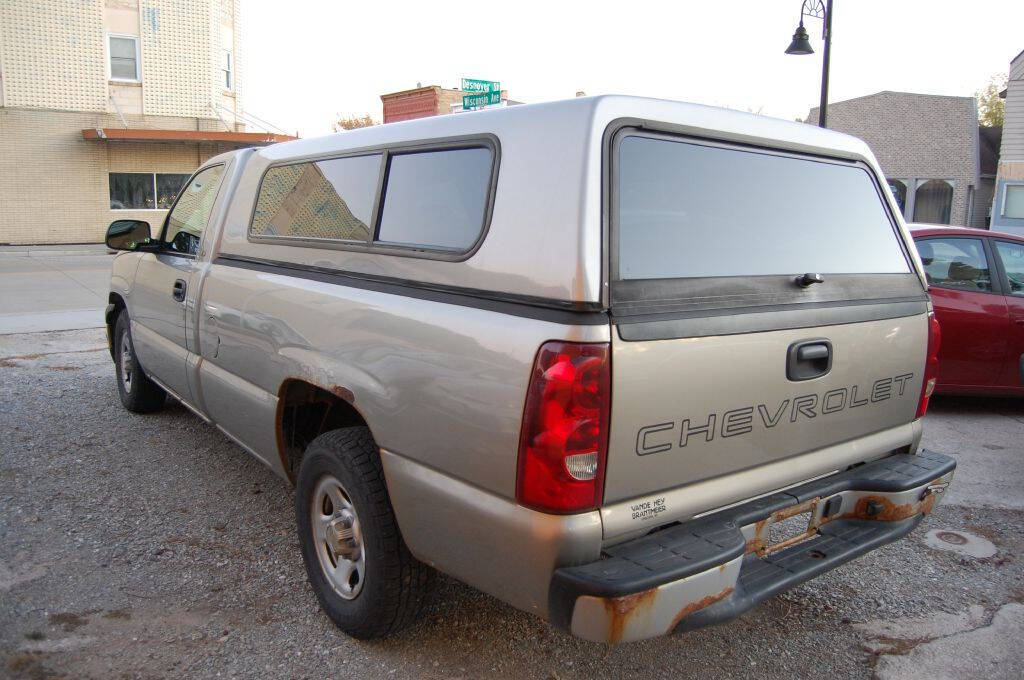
[516,341,610,514]
[916,311,941,418]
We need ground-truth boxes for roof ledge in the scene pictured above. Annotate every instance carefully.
[81,128,296,145]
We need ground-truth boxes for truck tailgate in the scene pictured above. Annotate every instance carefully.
[603,314,927,503]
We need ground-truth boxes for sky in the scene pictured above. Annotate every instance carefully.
[242,0,1023,139]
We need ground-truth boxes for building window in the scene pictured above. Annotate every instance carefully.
[110,173,191,210]
[221,49,233,90]
[157,174,192,208]
[108,35,140,81]
[1004,185,1024,219]
[912,179,953,225]
[887,179,907,215]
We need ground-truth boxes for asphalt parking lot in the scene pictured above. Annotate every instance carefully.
[1,254,1023,679]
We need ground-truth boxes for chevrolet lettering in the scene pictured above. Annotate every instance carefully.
[638,373,917,454]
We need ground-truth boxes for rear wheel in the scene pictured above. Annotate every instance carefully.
[295,427,432,638]
[113,312,166,413]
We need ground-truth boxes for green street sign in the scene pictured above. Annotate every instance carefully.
[461,78,499,93]
[463,91,501,109]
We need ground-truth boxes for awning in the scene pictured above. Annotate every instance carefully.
[81,128,296,145]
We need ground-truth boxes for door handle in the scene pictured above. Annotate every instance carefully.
[172,279,186,302]
[787,339,833,381]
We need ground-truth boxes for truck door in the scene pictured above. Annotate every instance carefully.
[129,165,226,403]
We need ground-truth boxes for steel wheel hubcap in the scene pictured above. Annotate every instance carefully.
[311,475,365,599]
[120,330,133,392]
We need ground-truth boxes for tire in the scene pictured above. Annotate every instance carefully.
[113,312,166,413]
[295,427,432,638]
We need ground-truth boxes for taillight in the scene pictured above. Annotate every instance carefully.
[916,311,941,418]
[516,341,610,514]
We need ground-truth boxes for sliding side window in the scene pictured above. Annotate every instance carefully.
[376,147,492,251]
[251,154,381,242]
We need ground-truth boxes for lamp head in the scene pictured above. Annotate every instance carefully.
[785,22,814,55]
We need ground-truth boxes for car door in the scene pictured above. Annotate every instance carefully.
[129,164,226,402]
[913,236,1009,389]
[991,238,1024,390]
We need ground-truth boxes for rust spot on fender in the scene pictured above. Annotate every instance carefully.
[330,385,355,403]
[670,587,735,632]
[602,588,659,644]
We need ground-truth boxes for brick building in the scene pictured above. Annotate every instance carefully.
[380,85,513,124]
[0,0,293,245]
[808,92,989,228]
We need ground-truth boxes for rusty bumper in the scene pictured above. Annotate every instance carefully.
[548,450,956,644]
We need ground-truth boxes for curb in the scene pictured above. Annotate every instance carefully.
[0,249,116,257]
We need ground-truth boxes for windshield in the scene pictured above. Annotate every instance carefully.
[616,135,910,280]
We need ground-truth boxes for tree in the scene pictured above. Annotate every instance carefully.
[333,114,377,132]
[976,73,1007,127]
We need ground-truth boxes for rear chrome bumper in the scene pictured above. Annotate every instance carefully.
[548,450,956,644]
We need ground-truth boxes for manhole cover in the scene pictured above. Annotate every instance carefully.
[936,531,968,545]
[924,529,996,558]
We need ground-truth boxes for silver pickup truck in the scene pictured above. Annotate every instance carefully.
[104,95,955,644]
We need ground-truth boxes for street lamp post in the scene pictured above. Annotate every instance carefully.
[785,0,833,128]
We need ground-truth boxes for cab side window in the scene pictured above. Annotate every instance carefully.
[994,240,1024,297]
[165,165,226,255]
[914,237,992,292]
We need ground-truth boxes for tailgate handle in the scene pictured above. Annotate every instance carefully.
[798,345,829,361]
[787,339,832,381]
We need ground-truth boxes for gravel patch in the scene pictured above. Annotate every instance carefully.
[2,329,1022,679]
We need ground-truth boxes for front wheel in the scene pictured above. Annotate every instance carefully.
[295,427,432,638]
[113,312,166,413]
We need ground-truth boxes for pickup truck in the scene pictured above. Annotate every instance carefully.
[105,95,955,644]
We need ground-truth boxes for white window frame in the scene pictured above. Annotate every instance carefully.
[107,33,141,83]
[1001,182,1024,219]
[221,49,233,91]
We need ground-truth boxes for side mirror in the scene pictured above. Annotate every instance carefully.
[106,220,153,251]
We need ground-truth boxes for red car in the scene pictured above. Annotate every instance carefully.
[911,225,1024,396]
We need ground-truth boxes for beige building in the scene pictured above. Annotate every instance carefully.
[808,92,987,228]
[0,0,293,245]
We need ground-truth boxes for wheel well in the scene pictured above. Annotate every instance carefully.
[107,293,127,360]
[277,379,367,484]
